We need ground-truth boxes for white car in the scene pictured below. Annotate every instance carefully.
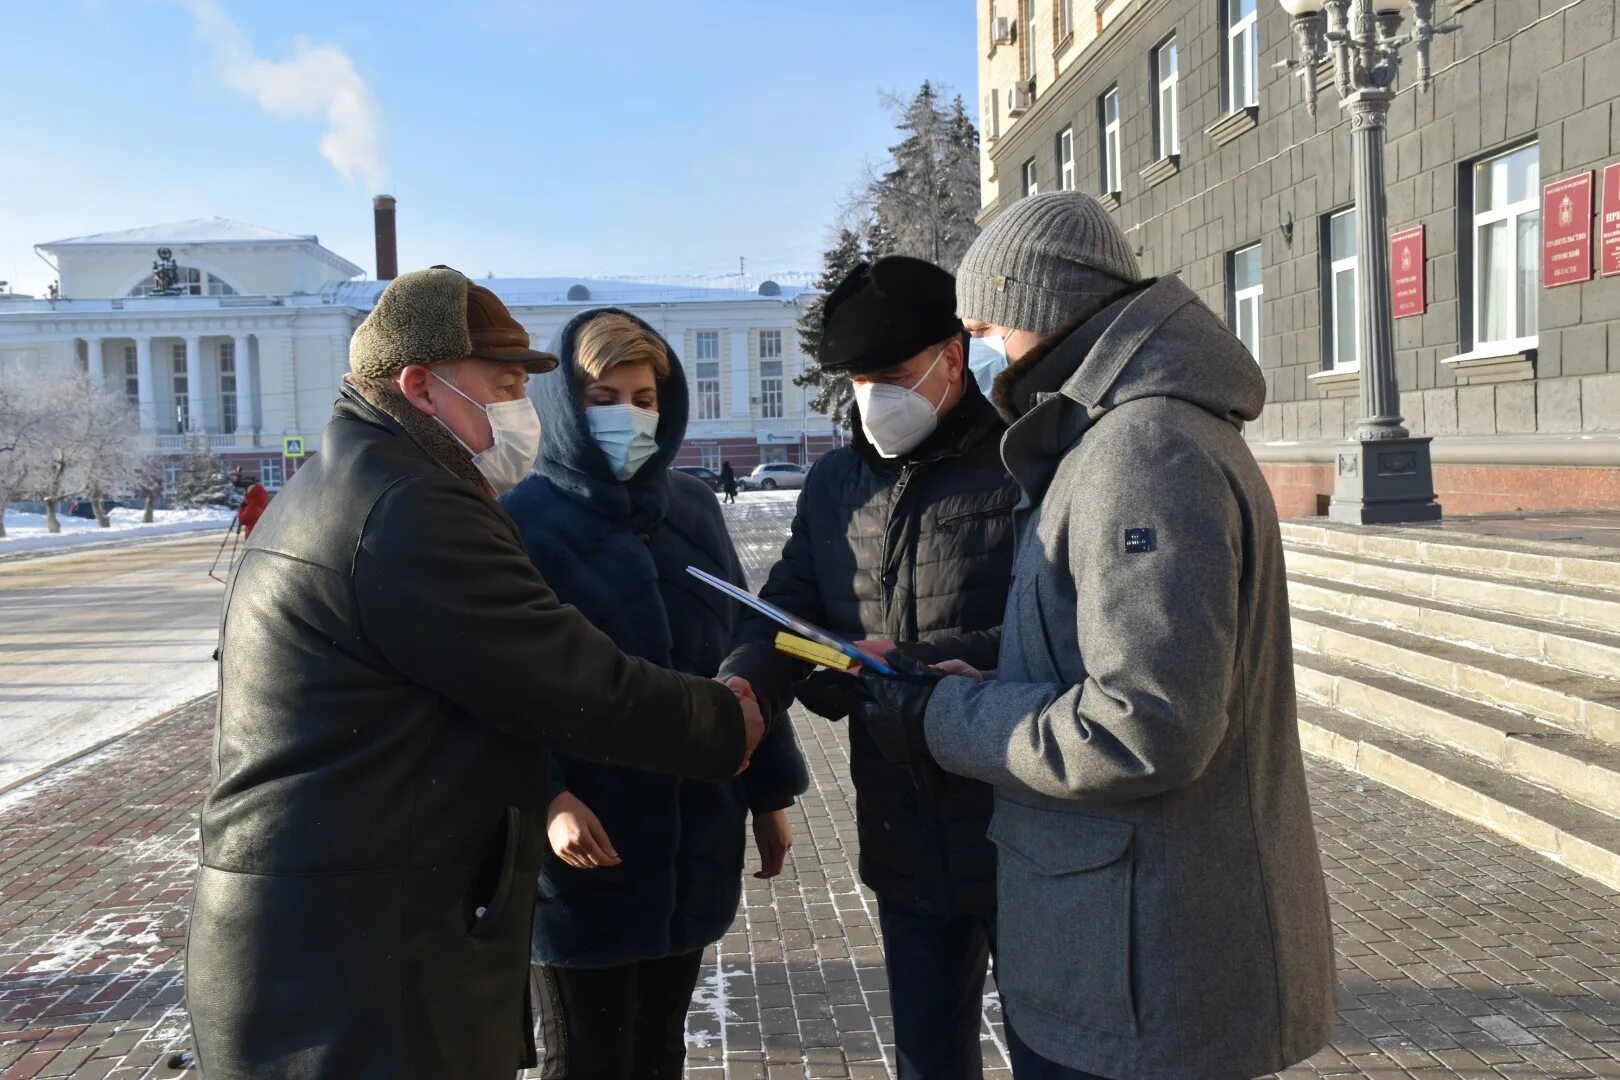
[741,462,809,491]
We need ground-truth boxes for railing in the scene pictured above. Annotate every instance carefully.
[144,432,261,453]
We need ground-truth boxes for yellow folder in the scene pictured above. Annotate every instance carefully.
[773,631,854,671]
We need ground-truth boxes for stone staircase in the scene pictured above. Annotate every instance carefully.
[1282,519,1620,890]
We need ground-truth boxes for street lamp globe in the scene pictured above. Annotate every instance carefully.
[1278,0,1324,12]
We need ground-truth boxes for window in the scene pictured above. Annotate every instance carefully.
[1058,0,1074,41]
[1154,38,1180,159]
[759,359,784,419]
[1471,143,1540,350]
[700,446,721,473]
[1023,158,1038,197]
[128,267,238,297]
[1226,0,1259,112]
[162,461,181,493]
[219,341,237,435]
[123,344,139,409]
[1026,1,1038,89]
[1325,210,1359,370]
[1099,87,1122,195]
[695,331,722,420]
[758,329,782,359]
[171,343,189,434]
[259,457,284,489]
[1229,244,1263,364]
[1057,127,1074,190]
[761,445,790,465]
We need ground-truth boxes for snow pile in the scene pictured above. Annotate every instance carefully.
[0,506,235,554]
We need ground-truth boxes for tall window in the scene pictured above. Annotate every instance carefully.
[1058,0,1074,40]
[1226,0,1259,112]
[1325,210,1359,370]
[123,344,140,409]
[1229,244,1263,364]
[162,461,181,493]
[259,457,284,490]
[700,445,721,473]
[1100,87,1122,195]
[695,331,721,420]
[1026,1,1038,90]
[758,329,785,419]
[1154,38,1180,159]
[1023,158,1038,197]
[761,445,790,465]
[758,329,782,359]
[171,344,189,434]
[219,341,238,435]
[1056,128,1075,190]
[1471,143,1540,350]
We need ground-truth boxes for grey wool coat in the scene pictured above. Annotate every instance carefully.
[924,276,1336,1080]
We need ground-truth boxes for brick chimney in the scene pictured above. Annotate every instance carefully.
[373,195,398,281]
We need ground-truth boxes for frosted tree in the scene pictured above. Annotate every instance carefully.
[0,375,51,539]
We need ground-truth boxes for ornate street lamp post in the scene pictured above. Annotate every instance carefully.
[1279,0,1455,524]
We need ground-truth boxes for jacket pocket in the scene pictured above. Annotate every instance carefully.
[470,806,521,939]
[936,504,1015,530]
[988,802,1137,1037]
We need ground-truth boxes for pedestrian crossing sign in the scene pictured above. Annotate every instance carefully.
[283,436,306,458]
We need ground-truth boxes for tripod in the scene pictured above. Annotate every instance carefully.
[207,515,243,584]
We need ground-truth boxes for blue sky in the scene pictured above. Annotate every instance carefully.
[1,1,977,296]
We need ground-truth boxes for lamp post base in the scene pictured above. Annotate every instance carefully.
[1327,436,1443,525]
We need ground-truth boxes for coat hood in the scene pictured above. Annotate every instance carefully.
[530,307,688,529]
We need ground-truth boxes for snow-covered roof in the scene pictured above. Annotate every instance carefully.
[331,277,811,309]
[39,217,317,247]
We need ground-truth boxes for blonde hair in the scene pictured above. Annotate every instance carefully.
[573,314,671,384]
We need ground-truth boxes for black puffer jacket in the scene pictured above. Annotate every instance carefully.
[188,385,746,1080]
[721,377,1018,915]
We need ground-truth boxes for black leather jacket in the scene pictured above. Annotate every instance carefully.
[186,388,745,1080]
[721,379,1018,915]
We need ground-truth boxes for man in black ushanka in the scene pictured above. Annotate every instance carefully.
[722,256,1019,1078]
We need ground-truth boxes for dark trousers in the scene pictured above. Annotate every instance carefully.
[531,951,705,1080]
[877,900,994,1080]
[1005,1015,1114,1080]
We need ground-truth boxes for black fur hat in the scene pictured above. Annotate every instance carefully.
[818,256,962,374]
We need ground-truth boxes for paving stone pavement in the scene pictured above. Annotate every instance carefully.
[0,492,1617,1078]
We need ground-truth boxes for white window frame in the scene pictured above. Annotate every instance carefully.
[1023,158,1038,197]
[1057,127,1074,190]
[170,343,190,434]
[123,343,140,409]
[162,461,181,493]
[1226,0,1259,113]
[1155,38,1180,159]
[759,359,784,419]
[1230,244,1263,364]
[1058,0,1074,40]
[758,329,783,359]
[1470,143,1540,353]
[1326,210,1360,372]
[700,446,721,473]
[1101,88,1122,195]
[219,340,238,435]
[1027,1,1039,88]
[259,457,284,490]
[695,331,722,420]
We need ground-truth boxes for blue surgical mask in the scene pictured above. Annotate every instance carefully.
[586,404,660,480]
[967,335,1009,396]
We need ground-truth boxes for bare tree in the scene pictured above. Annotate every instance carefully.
[74,379,143,528]
[25,383,89,535]
[130,454,167,523]
[0,375,52,540]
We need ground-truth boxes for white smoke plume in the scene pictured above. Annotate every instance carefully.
[183,0,388,191]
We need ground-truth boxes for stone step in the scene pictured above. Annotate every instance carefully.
[1284,544,1620,637]
[1279,520,1620,592]
[1298,701,1620,892]
[1290,608,1620,746]
[1294,650,1620,818]
[1289,571,1620,679]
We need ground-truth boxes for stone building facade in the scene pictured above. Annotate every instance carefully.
[977,0,1620,515]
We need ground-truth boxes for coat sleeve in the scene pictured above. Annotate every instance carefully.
[355,474,745,782]
[717,474,831,721]
[923,420,1242,802]
[904,627,1003,673]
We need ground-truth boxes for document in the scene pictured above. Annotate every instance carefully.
[686,566,896,675]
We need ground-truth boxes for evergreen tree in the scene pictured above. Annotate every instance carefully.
[866,82,982,272]
[794,228,867,427]
[171,443,235,508]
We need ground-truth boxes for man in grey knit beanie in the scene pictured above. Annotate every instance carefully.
[853,189,1336,1079]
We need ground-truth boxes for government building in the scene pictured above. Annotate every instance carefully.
[0,202,834,489]
[976,0,1619,514]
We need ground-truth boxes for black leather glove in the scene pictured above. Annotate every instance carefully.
[854,652,943,764]
[792,669,867,721]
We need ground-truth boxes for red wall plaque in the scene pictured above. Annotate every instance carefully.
[1542,171,1594,287]
[1601,163,1620,278]
[1390,225,1426,318]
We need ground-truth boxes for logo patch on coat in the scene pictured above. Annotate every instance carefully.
[1124,528,1156,553]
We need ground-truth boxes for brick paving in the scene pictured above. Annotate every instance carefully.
[0,492,1617,1077]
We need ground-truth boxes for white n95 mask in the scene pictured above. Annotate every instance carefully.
[431,372,542,493]
[854,344,950,459]
[586,403,661,480]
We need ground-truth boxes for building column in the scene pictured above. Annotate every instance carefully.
[234,333,257,443]
[83,338,105,389]
[134,336,156,433]
[730,328,751,421]
[182,334,202,434]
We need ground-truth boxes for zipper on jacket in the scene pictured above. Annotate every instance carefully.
[878,463,921,628]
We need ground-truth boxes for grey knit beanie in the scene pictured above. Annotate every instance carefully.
[956,192,1141,334]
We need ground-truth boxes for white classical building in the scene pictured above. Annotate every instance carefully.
[0,216,834,488]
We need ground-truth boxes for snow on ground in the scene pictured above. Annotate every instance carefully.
[0,507,235,555]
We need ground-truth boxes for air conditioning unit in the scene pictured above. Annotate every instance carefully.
[1008,81,1034,116]
[993,16,1016,45]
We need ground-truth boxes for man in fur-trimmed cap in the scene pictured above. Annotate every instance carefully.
[187,265,766,1080]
